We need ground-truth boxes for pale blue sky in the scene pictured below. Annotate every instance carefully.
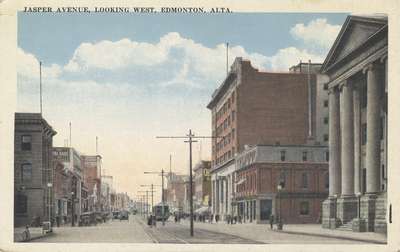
[17,12,347,198]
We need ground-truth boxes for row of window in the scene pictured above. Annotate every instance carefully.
[216,129,235,152]
[216,91,235,121]
[216,110,235,136]
[279,150,329,162]
[215,147,235,166]
[278,171,329,190]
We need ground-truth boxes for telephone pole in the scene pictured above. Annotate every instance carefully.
[156,129,222,237]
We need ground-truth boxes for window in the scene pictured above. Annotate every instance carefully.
[382,164,385,179]
[325,151,329,162]
[232,147,235,156]
[15,194,28,214]
[324,117,329,124]
[231,91,235,103]
[21,163,32,182]
[227,98,231,109]
[21,135,32,151]
[361,123,367,145]
[325,172,329,189]
[302,151,308,161]
[300,201,310,215]
[280,150,286,161]
[323,100,328,107]
[323,83,328,90]
[232,128,235,140]
[279,171,286,189]
[323,134,329,142]
[301,172,308,189]
[232,110,235,122]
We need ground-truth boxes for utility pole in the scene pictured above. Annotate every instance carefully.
[39,61,43,115]
[156,129,222,237]
[69,122,72,147]
[144,169,168,226]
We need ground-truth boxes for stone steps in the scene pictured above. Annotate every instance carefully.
[337,222,353,231]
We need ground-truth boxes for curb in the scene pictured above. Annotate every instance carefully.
[274,230,387,244]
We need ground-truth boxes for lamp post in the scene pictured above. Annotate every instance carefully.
[71,191,75,227]
[47,182,53,227]
[277,182,284,230]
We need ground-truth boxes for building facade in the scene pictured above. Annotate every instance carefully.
[321,15,388,233]
[207,58,327,220]
[193,160,211,209]
[14,113,57,227]
[165,173,186,211]
[81,155,102,212]
[53,147,83,225]
[235,145,328,224]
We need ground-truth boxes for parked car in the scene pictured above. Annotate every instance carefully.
[119,211,129,220]
[112,211,120,219]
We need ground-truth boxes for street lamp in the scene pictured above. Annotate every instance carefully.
[277,181,284,230]
[71,191,75,227]
[47,183,53,227]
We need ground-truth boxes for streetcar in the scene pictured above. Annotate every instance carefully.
[153,203,170,221]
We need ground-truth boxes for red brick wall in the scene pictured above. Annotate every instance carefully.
[236,61,317,152]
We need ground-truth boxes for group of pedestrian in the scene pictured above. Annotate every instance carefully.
[269,214,283,230]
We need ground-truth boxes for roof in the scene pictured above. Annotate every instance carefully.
[15,112,57,136]
[320,14,388,74]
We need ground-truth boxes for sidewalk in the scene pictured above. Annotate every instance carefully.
[177,220,387,244]
[14,227,54,242]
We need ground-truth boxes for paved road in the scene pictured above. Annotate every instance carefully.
[33,215,153,243]
[32,215,369,244]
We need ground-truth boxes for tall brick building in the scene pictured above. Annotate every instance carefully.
[207,58,329,221]
[14,113,57,227]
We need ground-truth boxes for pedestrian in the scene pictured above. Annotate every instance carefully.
[210,214,213,223]
[216,214,219,223]
[174,214,178,223]
[269,214,274,229]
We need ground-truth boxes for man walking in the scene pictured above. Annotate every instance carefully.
[269,214,274,229]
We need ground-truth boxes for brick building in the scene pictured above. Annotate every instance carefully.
[14,113,57,227]
[193,160,211,209]
[53,161,72,225]
[53,147,83,225]
[207,58,329,220]
[321,15,388,233]
[235,145,328,224]
[81,155,102,212]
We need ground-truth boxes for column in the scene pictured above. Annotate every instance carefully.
[328,87,341,196]
[353,84,361,194]
[340,82,354,196]
[365,62,382,193]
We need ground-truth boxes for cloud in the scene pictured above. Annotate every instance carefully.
[63,32,269,86]
[290,18,341,50]
[267,47,325,71]
[17,48,62,80]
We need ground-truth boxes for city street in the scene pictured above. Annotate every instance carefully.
[32,215,381,244]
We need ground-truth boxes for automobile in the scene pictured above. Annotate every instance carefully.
[119,210,129,220]
[112,211,120,219]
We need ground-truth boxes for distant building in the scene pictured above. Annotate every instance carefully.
[53,161,73,225]
[193,160,211,209]
[235,145,328,224]
[101,175,113,212]
[53,147,83,225]
[81,155,102,212]
[165,173,186,211]
[14,113,57,227]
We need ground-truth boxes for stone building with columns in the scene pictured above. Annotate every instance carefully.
[321,15,387,233]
